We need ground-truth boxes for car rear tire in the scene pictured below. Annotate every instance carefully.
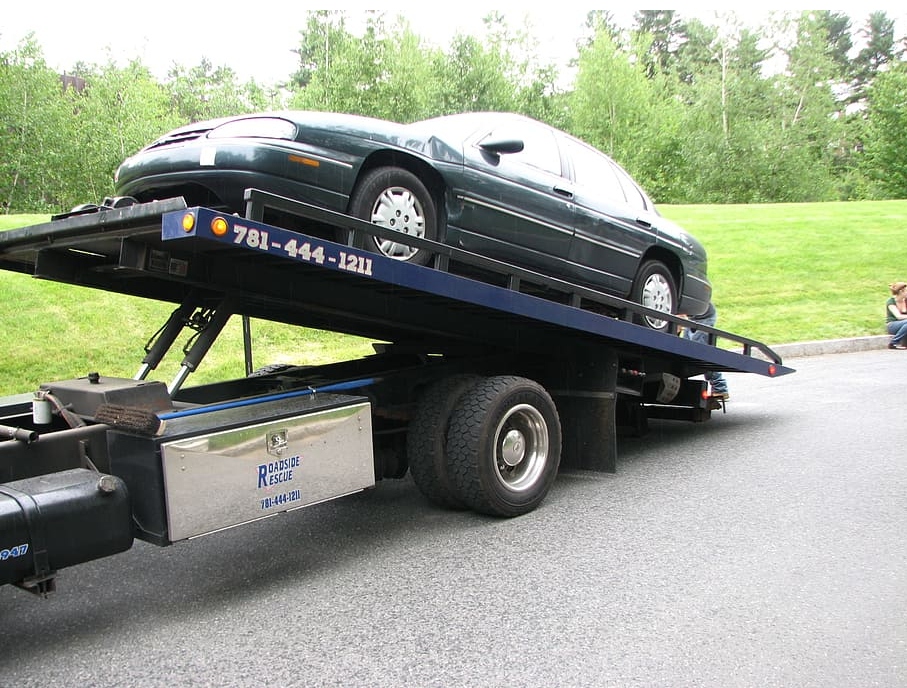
[348,167,437,265]
[631,260,677,333]
[446,376,561,517]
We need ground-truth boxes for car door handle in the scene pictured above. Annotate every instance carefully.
[553,186,574,199]
[635,217,652,228]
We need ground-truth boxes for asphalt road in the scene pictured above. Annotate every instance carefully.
[1,349,905,688]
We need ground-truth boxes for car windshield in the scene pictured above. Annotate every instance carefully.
[409,113,515,142]
[208,117,297,140]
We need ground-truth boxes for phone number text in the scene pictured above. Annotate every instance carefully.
[232,224,373,276]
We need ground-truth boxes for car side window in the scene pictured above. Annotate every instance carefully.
[564,138,626,204]
[610,162,649,212]
[485,123,561,176]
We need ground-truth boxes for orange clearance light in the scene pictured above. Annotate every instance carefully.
[181,213,196,232]
[289,154,320,167]
[701,389,710,400]
[211,217,229,236]
[768,364,777,376]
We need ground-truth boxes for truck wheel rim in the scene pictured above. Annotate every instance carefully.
[642,273,672,329]
[493,404,548,492]
[370,186,425,260]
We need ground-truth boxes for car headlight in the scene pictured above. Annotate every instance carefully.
[207,117,297,141]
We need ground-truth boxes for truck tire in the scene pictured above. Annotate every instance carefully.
[406,375,480,509]
[247,363,296,378]
[631,259,677,333]
[348,166,437,266]
[446,376,561,517]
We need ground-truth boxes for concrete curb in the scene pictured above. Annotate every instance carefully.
[767,335,890,360]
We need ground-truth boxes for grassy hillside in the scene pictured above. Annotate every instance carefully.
[2,200,905,394]
[0,215,373,394]
[662,200,906,344]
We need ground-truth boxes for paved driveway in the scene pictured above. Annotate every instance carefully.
[1,349,904,688]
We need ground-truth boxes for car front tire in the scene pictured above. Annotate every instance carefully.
[348,166,437,265]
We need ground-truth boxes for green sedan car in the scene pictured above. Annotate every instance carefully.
[115,110,711,330]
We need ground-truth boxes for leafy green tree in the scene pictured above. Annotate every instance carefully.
[167,59,273,122]
[814,10,854,80]
[368,19,438,122]
[569,26,685,200]
[430,14,524,116]
[290,10,386,115]
[674,17,720,87]
[634,10,685,79]
[671,20,784,203]
[571,28,649,158]
[767,11,843,200]
[577,11,622,52]
[0,36,73,211]
[852,11,897,97]
[290,10,352,90]
[863,60,907,197]
[66,59,182,206]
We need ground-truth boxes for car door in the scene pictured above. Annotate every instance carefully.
[454,119,574,274]
[561,137,655,295]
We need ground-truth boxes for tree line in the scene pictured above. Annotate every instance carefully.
[2,9,906,213]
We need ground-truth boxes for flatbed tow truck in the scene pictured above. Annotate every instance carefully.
[0,190,793,596]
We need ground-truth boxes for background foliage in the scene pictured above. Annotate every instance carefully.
[2,9,906,214]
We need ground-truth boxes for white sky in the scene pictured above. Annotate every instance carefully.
[2,4,906,86]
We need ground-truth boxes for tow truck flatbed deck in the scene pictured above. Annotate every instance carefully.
[0,190,791,380]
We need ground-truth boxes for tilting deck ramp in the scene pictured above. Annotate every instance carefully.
[0,192,792,474]
[0,192,791,381]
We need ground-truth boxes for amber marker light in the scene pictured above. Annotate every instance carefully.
[768,364,777,376]
[181,213,196,232]
[289,154,320,167]
[211,217,229,236]
[701,389,710,400]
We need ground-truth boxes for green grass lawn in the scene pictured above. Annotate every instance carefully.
[0,215,374,394]
[662,200,906,344]
[1,200,904,395]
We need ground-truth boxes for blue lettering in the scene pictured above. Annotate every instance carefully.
[257,455,301,490]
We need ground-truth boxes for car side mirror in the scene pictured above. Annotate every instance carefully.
[479,138,524,155]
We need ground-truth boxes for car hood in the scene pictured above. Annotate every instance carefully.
[137,111,466,163]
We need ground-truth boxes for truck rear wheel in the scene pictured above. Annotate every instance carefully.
[446,376,561,517]
[406,375,479,509]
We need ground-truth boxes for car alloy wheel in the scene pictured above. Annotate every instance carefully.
[641,272,673,329]
[632,259,677,332]
[369,186,425,260]
[348,166,438,266]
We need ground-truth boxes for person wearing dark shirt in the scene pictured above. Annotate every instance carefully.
[885,281,907,350]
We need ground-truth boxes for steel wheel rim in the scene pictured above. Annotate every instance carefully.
[369,186,425,260]
[642,273,673,329]
[492,404,549,493]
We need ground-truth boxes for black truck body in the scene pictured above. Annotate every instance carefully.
[0,190,792,596]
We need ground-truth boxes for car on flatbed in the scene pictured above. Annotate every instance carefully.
[115,110,711,330]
